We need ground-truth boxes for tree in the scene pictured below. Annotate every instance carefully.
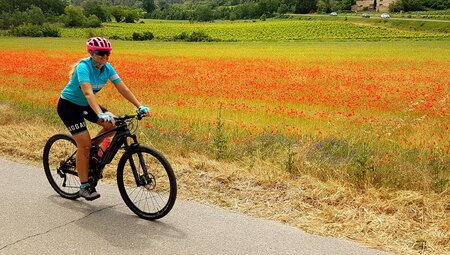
[295,0,317,13]
[27,5,46,25]
[401,0,424,11]
[62,5,86,27]
[109,6,125,21]
[85,14,102,27]
[143,0,156,13]
[424,0,450,9]
[83,0,109,22]
[193,5,214,21]
[123,8,142,23]
[277,3,290,14]
[337,0,354,10]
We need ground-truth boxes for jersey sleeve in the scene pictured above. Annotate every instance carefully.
[76,62,91,84]
[108,64,122,84]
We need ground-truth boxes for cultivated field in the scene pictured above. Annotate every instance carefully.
[0,33,449,254]
[60,18,450,41]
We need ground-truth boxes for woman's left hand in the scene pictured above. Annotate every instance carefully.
[138,105,150,116]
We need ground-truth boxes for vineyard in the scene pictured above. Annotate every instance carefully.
[61,19,450,41]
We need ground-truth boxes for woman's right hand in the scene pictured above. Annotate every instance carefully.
[98,113,113,123]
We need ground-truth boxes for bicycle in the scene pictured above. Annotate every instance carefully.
[43,112,177,220]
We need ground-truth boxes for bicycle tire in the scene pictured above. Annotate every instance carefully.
[117,146,177,220]
[43,134,80,199]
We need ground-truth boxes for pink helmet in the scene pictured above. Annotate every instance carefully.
[86,37,112,53]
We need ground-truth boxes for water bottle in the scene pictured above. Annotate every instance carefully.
[98,137,112,158]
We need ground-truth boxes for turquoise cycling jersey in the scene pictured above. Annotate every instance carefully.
[61,57,122,106]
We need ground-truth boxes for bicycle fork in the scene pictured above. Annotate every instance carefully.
[125,138,154,190]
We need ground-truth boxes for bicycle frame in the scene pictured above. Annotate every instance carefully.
[90,117,150,187]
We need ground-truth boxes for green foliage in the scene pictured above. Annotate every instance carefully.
[295,0,318,14]
[62,5,87,27]
[123,8,142,23]
[211,105,228,160]
[109,6,125,22]
[193,5,214,22]
[132,31,154,40]
[0,6,47,29]
[349,143,375,189]
[143,0,157,13]
[27,5,46,25]
[0,10,29,29]
[0,0,67,15]
[10,23,61,37]
[389,0,450,12]
[284,142,298,174]
[428,148,450,192]
[61,5,103,28]
[173,31,216,42]
[85,14,102,27]
[83,0,109,22]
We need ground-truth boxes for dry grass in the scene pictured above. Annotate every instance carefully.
[1,103,449,255]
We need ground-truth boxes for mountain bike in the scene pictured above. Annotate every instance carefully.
[43,112,177,220]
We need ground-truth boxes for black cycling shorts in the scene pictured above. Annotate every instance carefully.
[57,97,108,135]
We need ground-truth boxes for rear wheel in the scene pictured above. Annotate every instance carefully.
[117,146,177,220]
[43,134,80,199]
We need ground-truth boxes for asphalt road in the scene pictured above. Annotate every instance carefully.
[0,157,392,255]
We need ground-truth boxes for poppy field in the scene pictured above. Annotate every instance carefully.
[0,37,449,191]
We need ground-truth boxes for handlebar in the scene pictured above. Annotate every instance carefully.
[113,112,147,125]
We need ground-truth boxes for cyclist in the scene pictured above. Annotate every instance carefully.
[57,37,149,201]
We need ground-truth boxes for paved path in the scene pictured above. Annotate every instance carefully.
[0,157,392,255]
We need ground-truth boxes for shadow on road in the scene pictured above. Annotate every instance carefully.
[47,195,186,249]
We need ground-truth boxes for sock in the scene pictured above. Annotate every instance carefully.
[80,182,90,189]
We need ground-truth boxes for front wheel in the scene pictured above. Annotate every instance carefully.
[117,146,177,220]
[43,134,80,199]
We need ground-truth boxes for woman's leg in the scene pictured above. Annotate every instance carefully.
[72,130,91,183]
[96,121,115,141]
[73,130,100,200]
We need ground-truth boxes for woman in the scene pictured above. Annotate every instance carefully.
[57,37,149,201]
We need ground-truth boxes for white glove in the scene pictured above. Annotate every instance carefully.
[137,105,150,116]
[98,113,113,123]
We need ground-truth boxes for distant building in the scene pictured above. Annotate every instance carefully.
[352,0,397,12]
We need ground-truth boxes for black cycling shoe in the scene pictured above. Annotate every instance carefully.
[79,186,100,201]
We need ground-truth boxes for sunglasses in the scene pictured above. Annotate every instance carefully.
[93,50,110,56]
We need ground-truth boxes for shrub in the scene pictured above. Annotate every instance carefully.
[40,24,61,37]
[10,24,60,37]
[109,34,125,40]
[173,31,189,41]
[189,31,214,41]
[174,31,216,42]
[132,31,154,41]
[84,15,102,28]
[10,24,43,37]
